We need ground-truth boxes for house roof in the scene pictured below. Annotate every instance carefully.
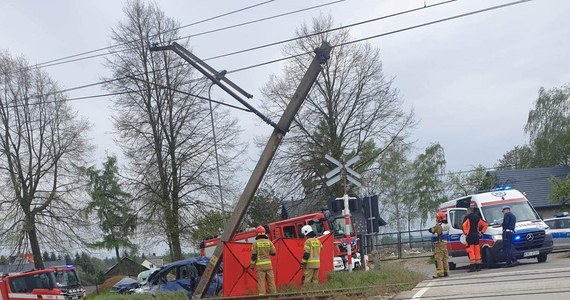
[104,256,148,276]
[142,257,164,268]
[492,166,570,208]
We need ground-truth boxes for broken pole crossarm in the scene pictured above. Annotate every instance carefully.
[193,41,332,299]
[170,42,253,99]
[148,44,172,52]
[150,42,280,131]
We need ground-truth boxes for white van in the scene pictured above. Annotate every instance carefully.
[438,188,553,269]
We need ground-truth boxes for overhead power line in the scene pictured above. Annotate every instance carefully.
[126,76,252,112]
[229,0,534,73]
[336,0,533,48]
[201,0,458,62]
[24,0,347,71]
[24,0,277,70]
[7,0,531,110]
[2,82,250,113]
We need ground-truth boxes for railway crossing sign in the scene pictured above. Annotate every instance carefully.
[324,154,361,272]
[325,154,361,187]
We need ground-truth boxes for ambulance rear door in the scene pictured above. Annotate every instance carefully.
[446,208,467,257]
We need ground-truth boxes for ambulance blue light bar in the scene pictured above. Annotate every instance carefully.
[493,185,512,191]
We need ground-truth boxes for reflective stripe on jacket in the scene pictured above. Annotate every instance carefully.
[302,237,322,269]
[251,238,276,269]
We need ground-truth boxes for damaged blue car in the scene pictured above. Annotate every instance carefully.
[134,256,222,298]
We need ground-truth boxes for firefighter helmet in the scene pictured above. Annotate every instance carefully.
[436,211,446,222]
[256,225,266,236]
[301,225,313,236]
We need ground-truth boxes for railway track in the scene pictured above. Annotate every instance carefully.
[213,282,417,299]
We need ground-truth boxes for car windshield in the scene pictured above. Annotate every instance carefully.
[481,201,540,226]
[55,270,80,287]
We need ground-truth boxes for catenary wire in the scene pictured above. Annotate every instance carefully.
[23,0,348,71]
[126,76,252,112]
[6,0,531,111]
[201,0,458,62]
[1,87,250,113]
[229,0,533,73]
[21,0,277,70]
[4,0,456,107]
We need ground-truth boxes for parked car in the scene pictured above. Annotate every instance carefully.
[544,212,570,251]
[134,257,222,298]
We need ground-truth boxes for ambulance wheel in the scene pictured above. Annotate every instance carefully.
[448,262,456,270]
[537,253,547,263]
[483,247,496,269]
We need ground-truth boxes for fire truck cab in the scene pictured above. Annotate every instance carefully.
[0,266,85,300]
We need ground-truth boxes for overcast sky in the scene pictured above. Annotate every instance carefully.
[1,0,569,255]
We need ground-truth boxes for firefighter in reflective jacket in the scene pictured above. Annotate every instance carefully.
[250,225,277,295]
[462,207,489,272]
[429,211,449,278]
[301,224,322,284]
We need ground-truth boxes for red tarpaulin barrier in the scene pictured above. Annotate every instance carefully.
[222,234,334,297]
[222,241,259,296]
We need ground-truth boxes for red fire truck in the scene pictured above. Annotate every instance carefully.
[0,266,85,300]
[199,212,360,269]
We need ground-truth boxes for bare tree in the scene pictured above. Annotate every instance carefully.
[105,0,242,261]
[260,15,414,206]
[0,51,92,269]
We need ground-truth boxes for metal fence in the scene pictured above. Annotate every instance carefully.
[361,229,434,260]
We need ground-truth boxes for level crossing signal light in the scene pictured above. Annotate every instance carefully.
[326,195,386,234]
[327,196,361,214]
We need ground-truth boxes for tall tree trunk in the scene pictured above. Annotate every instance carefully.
[166,210,182,261]
[26,214,45,269]
[115,244,121,275]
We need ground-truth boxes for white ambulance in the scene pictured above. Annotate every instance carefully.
[438,187,553,269]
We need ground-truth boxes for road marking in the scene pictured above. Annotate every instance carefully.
[412,281,434,299]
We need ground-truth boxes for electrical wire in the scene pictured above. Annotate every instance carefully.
[21,0,277,70]
[22,0,347,71]
[201,0,458,62]
[229,0,534,73]
[3,0,452,107]
[126,76,252,112]
[4,0,532,110]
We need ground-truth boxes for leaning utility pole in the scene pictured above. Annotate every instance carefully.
[151,41,331,298]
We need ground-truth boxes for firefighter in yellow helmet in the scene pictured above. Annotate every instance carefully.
[300,224,322,284]
[429,211,450,278]
[250,225,277,295]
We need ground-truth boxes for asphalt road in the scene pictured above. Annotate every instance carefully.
[394,251,570,299]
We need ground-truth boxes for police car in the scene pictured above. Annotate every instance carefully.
[544,212,570,251]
